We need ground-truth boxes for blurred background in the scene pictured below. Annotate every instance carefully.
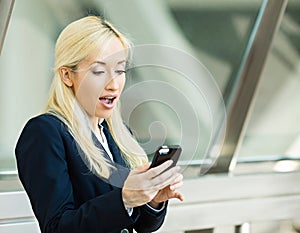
[1,0,300,232]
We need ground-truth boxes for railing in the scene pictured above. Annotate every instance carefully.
[1,170,300,233]
[159,171,300,232]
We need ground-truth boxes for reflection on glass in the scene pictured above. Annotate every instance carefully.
[0,0,270,175]
[0,1,61,173]
[238,1,300,162]
[168,0,262,96]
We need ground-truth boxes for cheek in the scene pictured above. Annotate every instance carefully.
[75,75,106,115]
[119,76,126,92]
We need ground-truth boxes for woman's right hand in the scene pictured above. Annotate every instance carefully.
[122,160,181,209]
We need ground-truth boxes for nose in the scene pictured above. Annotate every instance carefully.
[105,73,119,91]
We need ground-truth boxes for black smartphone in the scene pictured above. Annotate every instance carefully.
[149,145,182,169]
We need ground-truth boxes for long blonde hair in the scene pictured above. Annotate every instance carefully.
[46,16,147,178]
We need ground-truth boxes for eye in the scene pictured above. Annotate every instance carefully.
[115,70,126,75]
[92,70,105,76]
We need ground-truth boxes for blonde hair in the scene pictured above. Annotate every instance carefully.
[46,16,147,178]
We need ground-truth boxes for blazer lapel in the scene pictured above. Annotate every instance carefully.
[101,120,126,167]
[97,120,130,188]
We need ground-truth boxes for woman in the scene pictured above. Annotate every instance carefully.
[15,16,183,233]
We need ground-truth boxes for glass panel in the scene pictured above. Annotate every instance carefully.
[167,0,262,96]
[159,1,263,175]
[0,1,74,173]
[237,0,300,172]
[0,0,263,175]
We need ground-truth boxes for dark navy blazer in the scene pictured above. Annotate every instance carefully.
[15,114,167,233]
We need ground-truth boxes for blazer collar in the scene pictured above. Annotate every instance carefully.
[92,120,130,188]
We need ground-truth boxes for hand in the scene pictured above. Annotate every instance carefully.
[149,173,184,208]
[122,160,181,209]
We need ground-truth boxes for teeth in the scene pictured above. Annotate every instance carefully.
[100,97,115,104]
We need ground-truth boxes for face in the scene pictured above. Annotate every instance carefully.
[61,38,127,124]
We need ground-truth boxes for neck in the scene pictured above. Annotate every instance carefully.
[88,116,105,143]
[88,116,102,132]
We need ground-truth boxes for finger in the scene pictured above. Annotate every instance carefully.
[169,174,183,186]
[152,169,181,190]
[150,166,180,186]
[147,160,173,178]
[151,170,182,190]
[173,192,184,201]
[170,181,183,190]
[132,163,151,174]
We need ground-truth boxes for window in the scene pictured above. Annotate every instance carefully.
[236,0,300,173]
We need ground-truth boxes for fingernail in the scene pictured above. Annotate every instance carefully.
[167,160,173,165]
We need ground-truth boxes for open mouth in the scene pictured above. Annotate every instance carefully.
[99,96,116,105]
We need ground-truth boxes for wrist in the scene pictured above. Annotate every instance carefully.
[148,200,164,209]
[122,188,131,209]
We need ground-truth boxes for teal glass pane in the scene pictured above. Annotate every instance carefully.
[237,1,300,166]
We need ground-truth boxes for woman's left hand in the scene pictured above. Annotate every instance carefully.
[149,173,184,208]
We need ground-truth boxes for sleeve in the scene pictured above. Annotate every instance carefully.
[145,202,166,212]
[134,203,168,232]
[15,116,134,233]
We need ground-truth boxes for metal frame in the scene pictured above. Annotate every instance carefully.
[207,0,289,173]
[0,0,15,55]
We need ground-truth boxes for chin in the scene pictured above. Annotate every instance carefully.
[96,110,113,119]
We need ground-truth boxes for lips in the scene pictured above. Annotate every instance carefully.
[99,95,117,109]
[99,96,116,104]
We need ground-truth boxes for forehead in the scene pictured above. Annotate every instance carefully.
[83,38,127,66]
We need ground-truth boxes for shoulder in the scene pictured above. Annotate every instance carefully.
[22,113,68,135]
[16,113,70,149]
[15,113,73,161]
[26,113,65,128]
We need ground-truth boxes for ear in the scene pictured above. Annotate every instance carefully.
[59,67,73,87]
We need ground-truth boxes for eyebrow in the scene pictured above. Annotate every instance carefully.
[91,60,126,66]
